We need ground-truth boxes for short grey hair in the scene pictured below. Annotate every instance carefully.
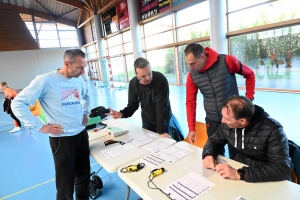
[63,49,86,64]
[133,57,150,73]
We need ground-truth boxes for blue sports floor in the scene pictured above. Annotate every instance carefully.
[0,82,299,199]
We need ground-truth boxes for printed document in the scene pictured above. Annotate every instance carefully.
[164,172,215,200]
[101,143,136,158]
[127,133,160,147]
[185,157,227,178]
[141,138,176,152]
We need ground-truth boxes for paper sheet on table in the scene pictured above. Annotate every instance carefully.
[157,142,194,163]
[101,143,136,158]
[139,152,167,169]
[141,138,176,152]
[127,133,160,147]
[185,157,227,178]
[163,172,215,200]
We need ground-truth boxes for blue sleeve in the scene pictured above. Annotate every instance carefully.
[11,75,48,131]
[80,79,90,116]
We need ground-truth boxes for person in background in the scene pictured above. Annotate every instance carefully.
[0,82,21,133]
[285,50,292,68]
[12,49,90,200]
[270,51,279,68]
[106,57,172,138]
[184,43,255,157]
[202,96,292,182]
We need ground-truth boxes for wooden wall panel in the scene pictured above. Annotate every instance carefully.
[0,9,39,51]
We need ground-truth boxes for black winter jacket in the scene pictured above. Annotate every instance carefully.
[120,71,172,134]
[202,105,292,182]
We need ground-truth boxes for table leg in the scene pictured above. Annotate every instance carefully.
[125,184,130,200]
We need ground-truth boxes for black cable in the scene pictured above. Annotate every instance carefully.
[147,175,175,200]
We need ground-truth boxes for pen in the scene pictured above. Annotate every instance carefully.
[126,139,134,143]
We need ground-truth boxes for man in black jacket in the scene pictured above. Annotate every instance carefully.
[106,57,172,138]
[202,96,292,182]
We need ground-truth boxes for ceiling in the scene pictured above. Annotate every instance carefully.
[0,0,99,27]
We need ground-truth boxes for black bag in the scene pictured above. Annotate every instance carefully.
[3,98,12,114]
[89,106,110,120]
[169,114,184,142]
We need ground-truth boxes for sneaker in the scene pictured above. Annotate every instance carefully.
[9,127,21,133]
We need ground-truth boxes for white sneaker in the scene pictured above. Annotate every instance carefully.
[9,127,21,133]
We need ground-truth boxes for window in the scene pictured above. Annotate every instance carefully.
[125,54,135,80]
[228,0,300,32]
[123,30,132,42]
[229,25,300,90]
[144,15,172,37]
[145,31,173,48]
[176,1,209,27]
[110,56,126,82]
[177,21,210,42]
[107,35,121,47]
[146,48,176,84]
[25,22,36,39]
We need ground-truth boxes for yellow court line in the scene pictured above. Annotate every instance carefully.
[1,179,55,199]
[1,162,99,199]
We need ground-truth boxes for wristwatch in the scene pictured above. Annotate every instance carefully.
[237,168,245,180]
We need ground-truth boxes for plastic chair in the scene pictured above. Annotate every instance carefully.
[184,121,208,148]
[290,169,298,184]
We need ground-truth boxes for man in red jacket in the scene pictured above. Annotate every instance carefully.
[184,43,255,157]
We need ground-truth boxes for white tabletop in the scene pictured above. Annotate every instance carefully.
[118,141,300,200]
[88,118,154,173]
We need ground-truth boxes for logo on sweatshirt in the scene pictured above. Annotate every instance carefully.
[61,88,80,106]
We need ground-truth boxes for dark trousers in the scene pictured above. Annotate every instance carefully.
[49,129,90,200]
[142,120,171,134]
[10,111,21,127]
[205,117,225,156]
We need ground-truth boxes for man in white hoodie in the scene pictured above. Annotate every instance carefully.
[12,49,90,199]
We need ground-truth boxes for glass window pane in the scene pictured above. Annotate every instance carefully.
[87,52,98,60]
[176,1,209,27]
[86,44,97,54]
[25,22,34,30]
[36,23,57,31]
[178,41,210,84]
[145,31,173,49]
[30,31,36,39]
[39,40,60,48]
[146,48,176,84]
[57,23,76,30]
[60,39,78,47]
[177,21,210,42]
[125,54,135,80]
[108,45,122,56]
[228,0,267,12]
[107,35,121,47]
[124,42,133,53]
[59,31,77,39]
[38,31,58,39]
[110,56,126,81]
[228,0,300,32]
[229,25,300,90]
[123,30,132,43]
[144,15,172,36]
